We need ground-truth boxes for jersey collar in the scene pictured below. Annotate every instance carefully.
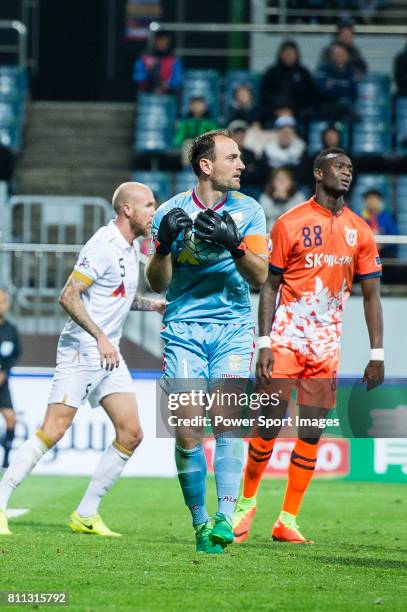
[192,188,228,212]
[108,220,133,251]
[310,196,345,217]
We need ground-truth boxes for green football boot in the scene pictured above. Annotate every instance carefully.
[195,521,224,554]
[210,512,234,547]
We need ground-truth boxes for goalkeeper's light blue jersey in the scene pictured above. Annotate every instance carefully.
[151,187,267,324]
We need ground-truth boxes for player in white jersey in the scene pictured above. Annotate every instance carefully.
[0,182,165,536]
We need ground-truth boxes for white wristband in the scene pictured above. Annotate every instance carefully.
[370,348,384,361]
[257,336,271,349]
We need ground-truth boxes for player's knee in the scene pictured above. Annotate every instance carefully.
[117,427,143,451]
[41,421,69,445]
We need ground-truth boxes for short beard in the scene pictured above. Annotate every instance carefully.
[211,177,234,193]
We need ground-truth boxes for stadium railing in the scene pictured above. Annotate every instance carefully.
[0,242,152,344]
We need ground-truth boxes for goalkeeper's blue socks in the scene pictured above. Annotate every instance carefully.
[175,444,209,527]
[214,435,244,520]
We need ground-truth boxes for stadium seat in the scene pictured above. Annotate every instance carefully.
[181,69,221,119]
[0,75,22,102]
[175,169,196,194]
[352,122,391,156]
[0,66,28,94]
[354,74,391,154]
[395,177,407,219]
[0,125,21,150]
[350,174,392,213]
[0,101,20,127]
[134,95,177,154]
[308,121,349,155]
[356,74,391,105]
[131,171,171,204]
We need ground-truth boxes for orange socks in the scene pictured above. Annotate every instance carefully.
[243,438,275,499]
[282,438,318,516]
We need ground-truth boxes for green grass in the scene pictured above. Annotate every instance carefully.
[1,476,406,611]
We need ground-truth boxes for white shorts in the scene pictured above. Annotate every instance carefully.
[48,351,134,409]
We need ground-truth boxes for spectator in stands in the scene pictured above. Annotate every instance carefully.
[133,30,183,95]
[361,189,399,258]
[259,40,317,126]
[226,84,259,126]
[174,97,218,166]
[315,42,357,121]
[259,168,306,231]
[319,21,367,79]
[264,115,308,186]
[394,36,407,97]
[321,125,342,149]
[228,120,268,198]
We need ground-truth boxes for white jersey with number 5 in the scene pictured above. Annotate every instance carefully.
[57,220,140,360]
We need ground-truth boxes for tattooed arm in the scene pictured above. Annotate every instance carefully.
[59,275,119,370]
[131,295,166,314]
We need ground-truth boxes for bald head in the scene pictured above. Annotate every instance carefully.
[112,181,156,239]
[112,182,154,215]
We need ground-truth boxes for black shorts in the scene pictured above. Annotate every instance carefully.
[0,383,13,409]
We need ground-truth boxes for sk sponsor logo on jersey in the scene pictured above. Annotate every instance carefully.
[344,227,358,247]
[304,253,353,268]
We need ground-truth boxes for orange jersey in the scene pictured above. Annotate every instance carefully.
[269,197,382,359]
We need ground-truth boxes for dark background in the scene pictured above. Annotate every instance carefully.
[0,0,249,102]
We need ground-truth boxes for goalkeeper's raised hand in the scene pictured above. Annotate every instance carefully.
[194,208,247,259]
[156,208,192,255]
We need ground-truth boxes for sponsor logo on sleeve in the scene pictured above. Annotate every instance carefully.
[78,257,90,270]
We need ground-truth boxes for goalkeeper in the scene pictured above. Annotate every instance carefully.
[146,129,268,554]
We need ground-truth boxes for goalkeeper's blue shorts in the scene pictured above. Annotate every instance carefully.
[161,321,255,385]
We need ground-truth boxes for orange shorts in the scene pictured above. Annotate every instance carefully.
[270,343,339,409]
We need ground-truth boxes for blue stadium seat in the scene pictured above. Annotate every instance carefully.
[355,75,391,141]
[224,70,260,111]
[131,171,171,204]
[308,121,349,155]
[175,169,196,194]
[352,122,391,156]
[395,177,407,220]
[350,174,392,213]
[356,74,391,105]
[134,95,177,154]
[0,66,28,93]
[134,129,172,154]
[355,101,391,122]
[181,70,221,119]
[0,125,21,150]
[0,101,20,127]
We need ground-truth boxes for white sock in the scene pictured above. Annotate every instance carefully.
[76,444,131,517]
[0,434,49,510]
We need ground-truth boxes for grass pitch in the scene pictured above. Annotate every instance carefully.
[1,476,406,611]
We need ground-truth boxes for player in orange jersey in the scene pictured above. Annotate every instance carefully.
[233,148,384,543]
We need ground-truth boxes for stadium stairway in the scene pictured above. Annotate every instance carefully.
[14,101,134,200]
